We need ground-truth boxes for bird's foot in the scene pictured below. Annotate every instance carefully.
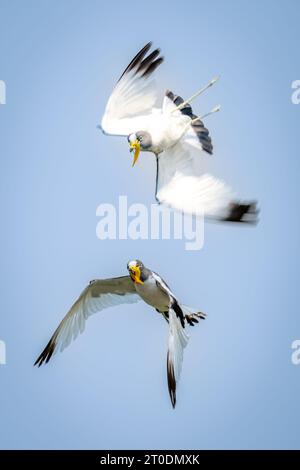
[185,312,206,326]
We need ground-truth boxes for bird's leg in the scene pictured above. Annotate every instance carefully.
[171,76,220,113]
[192,105,221,123]
[184,105,221,133]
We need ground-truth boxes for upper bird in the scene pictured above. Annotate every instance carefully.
[34,260,205,408]
[100,42,258,223]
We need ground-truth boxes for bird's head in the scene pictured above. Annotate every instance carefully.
[127,131,152,166]
[127,259,145,284]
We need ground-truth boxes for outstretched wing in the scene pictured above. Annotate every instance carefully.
[167,307,189,408]
[34,276,140,366]
[101,42,164,137]
[156,142,257,222]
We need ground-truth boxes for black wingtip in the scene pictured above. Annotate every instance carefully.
[169,386,176,409]
[167,351,177,409]
[34,339,56,367]
[34,354,42,367]
[34,355,43,367]
[223,201,259,224]
[118,42,163,82]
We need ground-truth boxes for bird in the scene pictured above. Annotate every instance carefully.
[34,259,206,408]
[100,42,258,223]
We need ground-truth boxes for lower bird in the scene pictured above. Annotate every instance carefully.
[34,260,206,408]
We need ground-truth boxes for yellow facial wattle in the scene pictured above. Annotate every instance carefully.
[129,266,144,284]
[130,140,141,167]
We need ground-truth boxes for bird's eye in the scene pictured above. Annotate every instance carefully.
[138,136,143,142]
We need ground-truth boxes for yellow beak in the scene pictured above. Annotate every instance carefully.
[130,140,141,167]
[129,266,144,284]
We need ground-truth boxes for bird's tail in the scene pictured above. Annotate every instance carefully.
[180,304,207,326]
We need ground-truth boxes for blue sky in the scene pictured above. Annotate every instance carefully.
[0,0,299,449]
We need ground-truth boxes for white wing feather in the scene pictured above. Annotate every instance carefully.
[35,277,140,365]
[101,43,163,136]
[101,73,156,136]
[167,307,189,408]
[156,142,234,219]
